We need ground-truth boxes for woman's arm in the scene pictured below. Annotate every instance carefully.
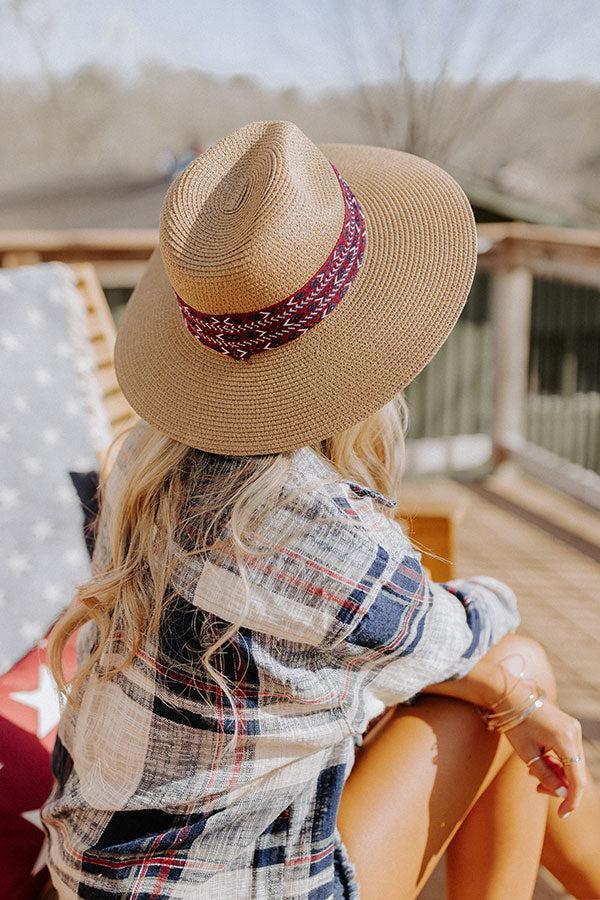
[421,631,587,819]
[419,631,548,709]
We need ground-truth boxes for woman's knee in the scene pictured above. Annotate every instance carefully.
[500,633,558,704]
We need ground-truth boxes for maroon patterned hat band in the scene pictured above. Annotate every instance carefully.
[174,165,367,361]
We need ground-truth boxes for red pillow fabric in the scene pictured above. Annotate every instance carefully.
[0,631,78,899]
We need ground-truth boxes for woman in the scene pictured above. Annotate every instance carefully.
[43,121,600,898]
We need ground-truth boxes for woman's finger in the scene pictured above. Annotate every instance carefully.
[541,752,570,788]
[536,784,567,799]
[528,754,569,799]
[550,737,587,817]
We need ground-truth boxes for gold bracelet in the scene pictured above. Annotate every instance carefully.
[479,681,544,729]
[487,653,528,710]
[486,689,546,733]
[483,690,541,730]
[482,689,538,721]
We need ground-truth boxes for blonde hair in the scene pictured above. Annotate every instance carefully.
[48,394,409,723]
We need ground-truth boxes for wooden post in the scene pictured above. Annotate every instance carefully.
[490,266,534,465]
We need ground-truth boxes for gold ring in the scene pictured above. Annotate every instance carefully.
[525,753,546,767]
[560,755,582,765]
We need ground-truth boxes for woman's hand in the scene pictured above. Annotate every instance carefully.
[502,696,587,819]
[420,632,587,819]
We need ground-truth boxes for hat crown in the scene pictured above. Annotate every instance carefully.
[160,121,346,315]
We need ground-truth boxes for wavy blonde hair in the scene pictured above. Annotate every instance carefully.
[48,394,409,720]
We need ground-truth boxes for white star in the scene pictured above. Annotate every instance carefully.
[64,397,80,417]
[33,519,53,541]
[19,619,44,644]
[19,619,42,643]
[0,485,19,510]
[64,547,86,567]
[48,287,65,306]
[10,665,61,738]
[42,426,61,445]
[34,368,53,387]
[7,552,30,575]
[24,456,42,475]
[43,583,64,606]
[0,331,21,352]
[73,455,93,469]
[56,484,75,505]
[22,809,43,830]
[22,812,47,875]
[55,340,74,359]
[25,308,44,327]
[0,423,11,442]
[13,393,30,413]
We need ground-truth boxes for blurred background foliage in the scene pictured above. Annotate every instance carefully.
[1,0,598,228]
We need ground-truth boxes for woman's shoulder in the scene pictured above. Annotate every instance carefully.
[170,446,415,649]
[289,445,397,504]
[285,445,408,552]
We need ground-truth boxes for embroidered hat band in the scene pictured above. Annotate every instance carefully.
[174,167,366,360]
[114,120,478,455]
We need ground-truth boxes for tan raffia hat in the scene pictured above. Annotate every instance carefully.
[114,120,477,455]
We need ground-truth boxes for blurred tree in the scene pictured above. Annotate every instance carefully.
[60,65,117,158]
[0,0,598,225]
[6,0,64,154]
[281,0,598,204]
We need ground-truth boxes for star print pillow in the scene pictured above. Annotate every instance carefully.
[0,263,111,673]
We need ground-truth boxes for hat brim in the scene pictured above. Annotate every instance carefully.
[114,142,477,455]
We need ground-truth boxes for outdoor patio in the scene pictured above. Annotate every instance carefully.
[2,3,599,892]
[409,465,600,899]
[1,225,597,898]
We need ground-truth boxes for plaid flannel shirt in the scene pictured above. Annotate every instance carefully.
[42,425,521,899]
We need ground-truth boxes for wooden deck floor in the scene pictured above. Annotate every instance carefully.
[399,464,599,899]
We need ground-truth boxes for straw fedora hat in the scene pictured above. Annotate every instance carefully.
[114,120,477,455]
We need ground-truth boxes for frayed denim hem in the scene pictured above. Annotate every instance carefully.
[333,828,360,898]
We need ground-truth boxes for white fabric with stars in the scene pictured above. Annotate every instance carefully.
[0,263,111,673]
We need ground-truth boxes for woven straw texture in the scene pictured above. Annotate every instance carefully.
[114,120,477,455]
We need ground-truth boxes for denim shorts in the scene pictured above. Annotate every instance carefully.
[332,831,360,899]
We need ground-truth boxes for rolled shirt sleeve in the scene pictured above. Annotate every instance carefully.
[436,575,521,680]
[320,536,521,728]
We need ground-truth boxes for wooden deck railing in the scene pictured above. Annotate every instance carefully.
[0,230,156,287]
[477,224,600,507]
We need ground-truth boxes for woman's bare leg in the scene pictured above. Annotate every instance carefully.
[540,769,600,898]
[337,694,545,899]
[445,746,549,899]
[447,753,600,899]
[448,630,600,897]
